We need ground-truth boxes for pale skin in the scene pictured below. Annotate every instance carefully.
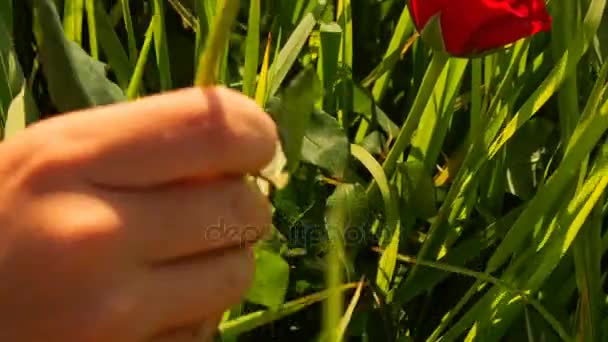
[0,87,278,342]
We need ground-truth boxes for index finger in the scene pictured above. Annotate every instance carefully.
[33,87,278,188]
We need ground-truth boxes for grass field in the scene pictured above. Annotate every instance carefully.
[1,0,608,341]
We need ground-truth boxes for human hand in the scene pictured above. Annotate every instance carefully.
[0,87,277,341]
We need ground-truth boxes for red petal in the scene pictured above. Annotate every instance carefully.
[408,0,451,30]
[438,0,551,55]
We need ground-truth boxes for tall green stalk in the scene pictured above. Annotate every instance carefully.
[195,0,240,87]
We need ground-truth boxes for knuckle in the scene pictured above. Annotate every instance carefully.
[32,194,123,256]
[14,134,92,191]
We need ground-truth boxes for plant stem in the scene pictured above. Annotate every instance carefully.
[366,51,449,194]
[195,0,240,87]
[126,17,156,99]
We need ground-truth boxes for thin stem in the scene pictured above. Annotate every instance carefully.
[369,51,449,191]
[195,0,240,87]
[127,17,156,99]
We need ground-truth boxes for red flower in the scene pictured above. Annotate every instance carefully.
[408,0,552,56]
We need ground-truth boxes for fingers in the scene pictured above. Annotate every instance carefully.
[103,177,271,262]
[25,87,278,188]
[141,248,255,337]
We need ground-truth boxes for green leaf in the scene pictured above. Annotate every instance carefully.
[246,245,290,309]
[127,17,156,99]
[0,17,22,125]
[370,3,414,102]
[351,144,399,297]
[267,68,322,173]
[242,0,260,97]
[31,0,126,113]
[153,0,172,90]
[63,0,84,45]
[418,14,447,54]
[93,1,132,90]
[4,84,40,138]
[119,0,138,63]
[268,12,318,97]
[301,108,349,178]
[505,118,555,200]
[324,183,369,339]
[317,22,341,111]
[399,161,437,220]
[0,0,12,36]
[352,84,400,140]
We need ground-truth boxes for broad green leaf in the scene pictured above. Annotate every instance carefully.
[31,0,126,112]
[266,68,321,173]
[4,84,39,138]
[301,108,349,178]
[245,245,290,309]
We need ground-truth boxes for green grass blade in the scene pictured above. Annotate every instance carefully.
[254,33,271,107]
[379,52,449,178]
[219,283,360,339]
[371,4,413,102]
[0,15,21,126]
[243,0,260,97]
[351,144,399,297]
[317,22,341,112]
[120,0,137,63]
[93,1,132,90]
[84,0,98,59]
[0,17,38,137]
[488,0,606,159]
[153,0,172,90]
[323,185,366,342]
[63,0,84,44]
[488,64,608,272]
[195,0,239,87]
[572,205,604,342]
[127,18,156,99]
[268,12,318,97]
